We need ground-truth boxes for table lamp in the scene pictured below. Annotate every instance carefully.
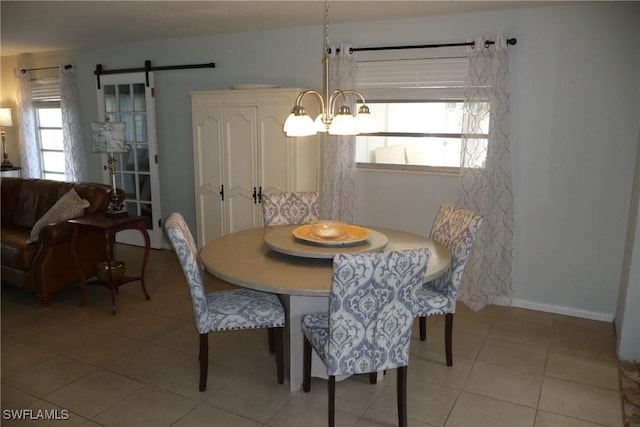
[0,108,14,168]
[91,119,128,217]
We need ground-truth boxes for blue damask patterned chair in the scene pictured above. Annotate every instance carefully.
[262,191,320,226]
[302,249,430,427]
[165,212,285,391]
[415,204,483,366]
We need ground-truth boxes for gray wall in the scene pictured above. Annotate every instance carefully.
[1,3,638,336]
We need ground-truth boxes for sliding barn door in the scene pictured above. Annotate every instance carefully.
[96,72,163,248]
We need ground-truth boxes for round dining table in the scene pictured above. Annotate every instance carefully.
[199,224,451,391]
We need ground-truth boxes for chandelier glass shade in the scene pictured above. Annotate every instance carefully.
[283,1,377,137]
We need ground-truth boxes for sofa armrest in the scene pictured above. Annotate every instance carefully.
[38,222,75,245]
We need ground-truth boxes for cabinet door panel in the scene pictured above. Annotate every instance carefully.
[192,107,223,247]
[258,105,289,196]
[224,107,257,234]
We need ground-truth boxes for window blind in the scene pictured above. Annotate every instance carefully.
[31,77,60,103]
[356,57,468,101]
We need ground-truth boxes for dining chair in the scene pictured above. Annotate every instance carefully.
[165,212,285,391]
[262,191,320,226]
[302,248,431,427]
[415,204,483,366]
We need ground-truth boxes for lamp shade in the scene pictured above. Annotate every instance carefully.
[0,108,13,127]
[328,112,358,135]
[91,121,126,153]
[355,109,378,134]
[314,114,328,133]
[284,114,317,137]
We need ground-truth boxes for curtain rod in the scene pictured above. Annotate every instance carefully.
[20,64,73,73]
[94,59,215,89]
[337,37,517,53]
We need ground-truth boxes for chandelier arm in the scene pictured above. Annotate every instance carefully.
[339,90,367,105]
[328,89,347,116]
[296,90,326,115]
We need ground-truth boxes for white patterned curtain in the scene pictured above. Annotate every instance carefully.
[60,65,88,181]
[14,69,41,178]
[321,44,357,223]
[457,35,514,310]
[14,65,86,181]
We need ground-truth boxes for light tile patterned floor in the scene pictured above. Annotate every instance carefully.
[1,244,625,426]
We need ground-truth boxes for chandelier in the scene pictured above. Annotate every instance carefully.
[283,1,377,137]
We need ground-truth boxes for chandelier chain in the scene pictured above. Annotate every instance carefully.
[324,0,330,54]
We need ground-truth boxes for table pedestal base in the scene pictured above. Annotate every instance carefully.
[280,294,350,391]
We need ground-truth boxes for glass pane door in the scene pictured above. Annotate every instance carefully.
[97,72,163,248]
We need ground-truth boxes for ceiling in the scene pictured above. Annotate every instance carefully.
[1,1,554,57]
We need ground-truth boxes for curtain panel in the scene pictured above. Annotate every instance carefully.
[15,69,41,178]
[60,65,88,181]
[457,35,515,310]
[321,44,357,223]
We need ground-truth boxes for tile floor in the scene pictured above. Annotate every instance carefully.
[1,244,624,426]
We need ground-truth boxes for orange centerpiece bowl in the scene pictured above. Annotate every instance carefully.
[310,220,347,239]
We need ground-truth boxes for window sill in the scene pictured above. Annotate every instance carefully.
[356,163,459,176]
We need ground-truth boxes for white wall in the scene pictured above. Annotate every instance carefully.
[1,3,638,323]
[616,132,640,362]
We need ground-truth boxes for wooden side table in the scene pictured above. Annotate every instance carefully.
[70,213,151,314]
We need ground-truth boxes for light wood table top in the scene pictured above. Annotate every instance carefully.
[199,225,451,297]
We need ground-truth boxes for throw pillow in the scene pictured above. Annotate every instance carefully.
[28,188,90,243]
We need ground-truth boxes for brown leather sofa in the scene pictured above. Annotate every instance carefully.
[1,177,111,306]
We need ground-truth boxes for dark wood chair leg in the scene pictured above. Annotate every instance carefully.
[267,328,275,354]
[199,333,208,391]
[328,375,336,427]
[38,294,51,307]
[445,313,454,366]
[397,366,408,427]
[273,327,284,384]
[369,372,377,384]
[303,336,312,392]
[419,316,427,341]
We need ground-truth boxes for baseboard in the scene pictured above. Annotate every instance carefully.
[511,298,615,323]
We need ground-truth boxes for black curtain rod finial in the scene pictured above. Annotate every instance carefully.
[483,37,518,47]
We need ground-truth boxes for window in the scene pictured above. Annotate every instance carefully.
[35,104,64,180]
[32,77,65,180]
[355,57,488,171]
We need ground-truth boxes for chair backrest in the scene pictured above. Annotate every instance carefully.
[165,212,210,333]
[327,248,430,376]
[428,204,483,298]
[262,191,320,226]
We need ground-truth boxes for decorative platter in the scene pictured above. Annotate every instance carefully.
[292,224,372,246]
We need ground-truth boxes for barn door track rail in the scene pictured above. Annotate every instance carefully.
[94,59,215,89]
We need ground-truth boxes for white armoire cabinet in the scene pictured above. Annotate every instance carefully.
[191,88,320,247]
